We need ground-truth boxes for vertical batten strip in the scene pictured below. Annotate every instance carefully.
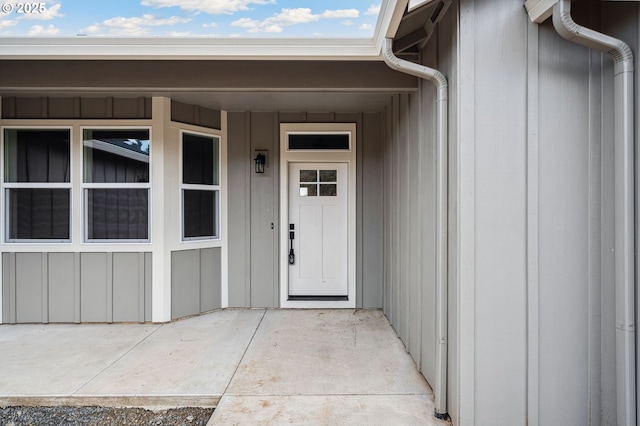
[106,252,113,323]
[9,252,16,324]
[41,252,48,323]
[138,252,145,323]
[74,253,80,323]
[526,17,540,426]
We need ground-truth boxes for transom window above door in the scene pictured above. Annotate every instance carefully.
[287,133,350,151]
[299,169,338,197]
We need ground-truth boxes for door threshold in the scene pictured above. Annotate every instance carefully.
[288,295,348,301]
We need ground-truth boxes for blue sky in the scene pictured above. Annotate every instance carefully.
[0,0,381,37]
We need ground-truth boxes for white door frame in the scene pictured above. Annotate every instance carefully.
[279,123,356,308]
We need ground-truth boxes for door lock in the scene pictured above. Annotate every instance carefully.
[289,224,295,265]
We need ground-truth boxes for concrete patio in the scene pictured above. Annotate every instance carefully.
[0,309,449,425]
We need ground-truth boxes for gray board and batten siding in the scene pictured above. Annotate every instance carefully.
[171,248,222,320]
[0,96,386,318]
[2,252,152,324]
[1,97,223,323]
[1,97,221,130]
[226,111,384,309]
[382,1,640,425]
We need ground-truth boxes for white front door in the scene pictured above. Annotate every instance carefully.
[288,162,348,297]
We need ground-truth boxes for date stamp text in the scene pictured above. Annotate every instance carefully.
[1,3,47,14]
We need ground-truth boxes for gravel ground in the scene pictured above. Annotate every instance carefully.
[0,406,213,426]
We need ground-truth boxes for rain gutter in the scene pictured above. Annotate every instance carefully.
[382,37,449,420]
[552,1,636,425]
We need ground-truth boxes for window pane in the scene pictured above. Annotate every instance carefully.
[183,133,218,185]
[183,190,216,238]
[300,183,317,196]
[4,129,70,183]
[83,129,150,183]
[319,170,337,182]
[300,170,317,182]
[86,189,149,240]
[288,134,349,150]
[319,184,337,197]
[7,188,70,240]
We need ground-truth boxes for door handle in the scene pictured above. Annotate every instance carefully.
[289,224,295,265]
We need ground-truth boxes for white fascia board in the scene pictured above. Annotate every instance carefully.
[0,37,380,60]
[524,0,558,24]
[375,0,409,51]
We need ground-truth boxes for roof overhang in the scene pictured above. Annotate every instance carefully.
[524,0,558,24]
[0,0,411,61]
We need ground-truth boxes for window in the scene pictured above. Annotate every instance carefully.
[3,128,71,242]
[82,128,150,242]
[181,132,220,240]
[288,133,350,150]
[299,169,337,197]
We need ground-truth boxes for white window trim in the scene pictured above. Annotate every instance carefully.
[1,126,73,244]
[81,126,152,244]
[179,129,222,242]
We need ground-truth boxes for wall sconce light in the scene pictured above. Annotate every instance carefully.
[254,151,267,174]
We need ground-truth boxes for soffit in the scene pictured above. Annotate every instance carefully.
[391,0,451,60]
[0,60,417,92]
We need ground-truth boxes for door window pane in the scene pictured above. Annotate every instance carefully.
[300,170,317,182]
[300,183,317,197]
[319,170,337,182]
[319,184,337,197]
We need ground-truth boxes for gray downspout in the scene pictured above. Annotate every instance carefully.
[382,37,449,419]
[553,2,636,425]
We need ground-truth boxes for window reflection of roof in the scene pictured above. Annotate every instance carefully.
[84,138,150,163]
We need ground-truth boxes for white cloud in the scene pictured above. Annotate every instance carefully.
[342,20,353,26]
[28,24,59,35]
[321,9,359,19]
[232,8,360,34]
[80,24,101,34]
[141,0,276,15]
[203,22,217,28]
[21,3,63,20]
[0,19,17,29]
[82,14,191,36]
[171,31,220,37]
[365,4,381,16]
[359,23,373,30]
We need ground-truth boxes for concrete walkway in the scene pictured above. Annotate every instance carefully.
[0,309,449,425]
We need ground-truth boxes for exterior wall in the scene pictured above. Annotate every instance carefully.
[2,252,152,323]
[227,111,384,308]
[0,97,225,323]
[171,248,221,320]
[381,3,459,423]
[450,1,639,425]
[2,97,152,120]
[383,1,639,425]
